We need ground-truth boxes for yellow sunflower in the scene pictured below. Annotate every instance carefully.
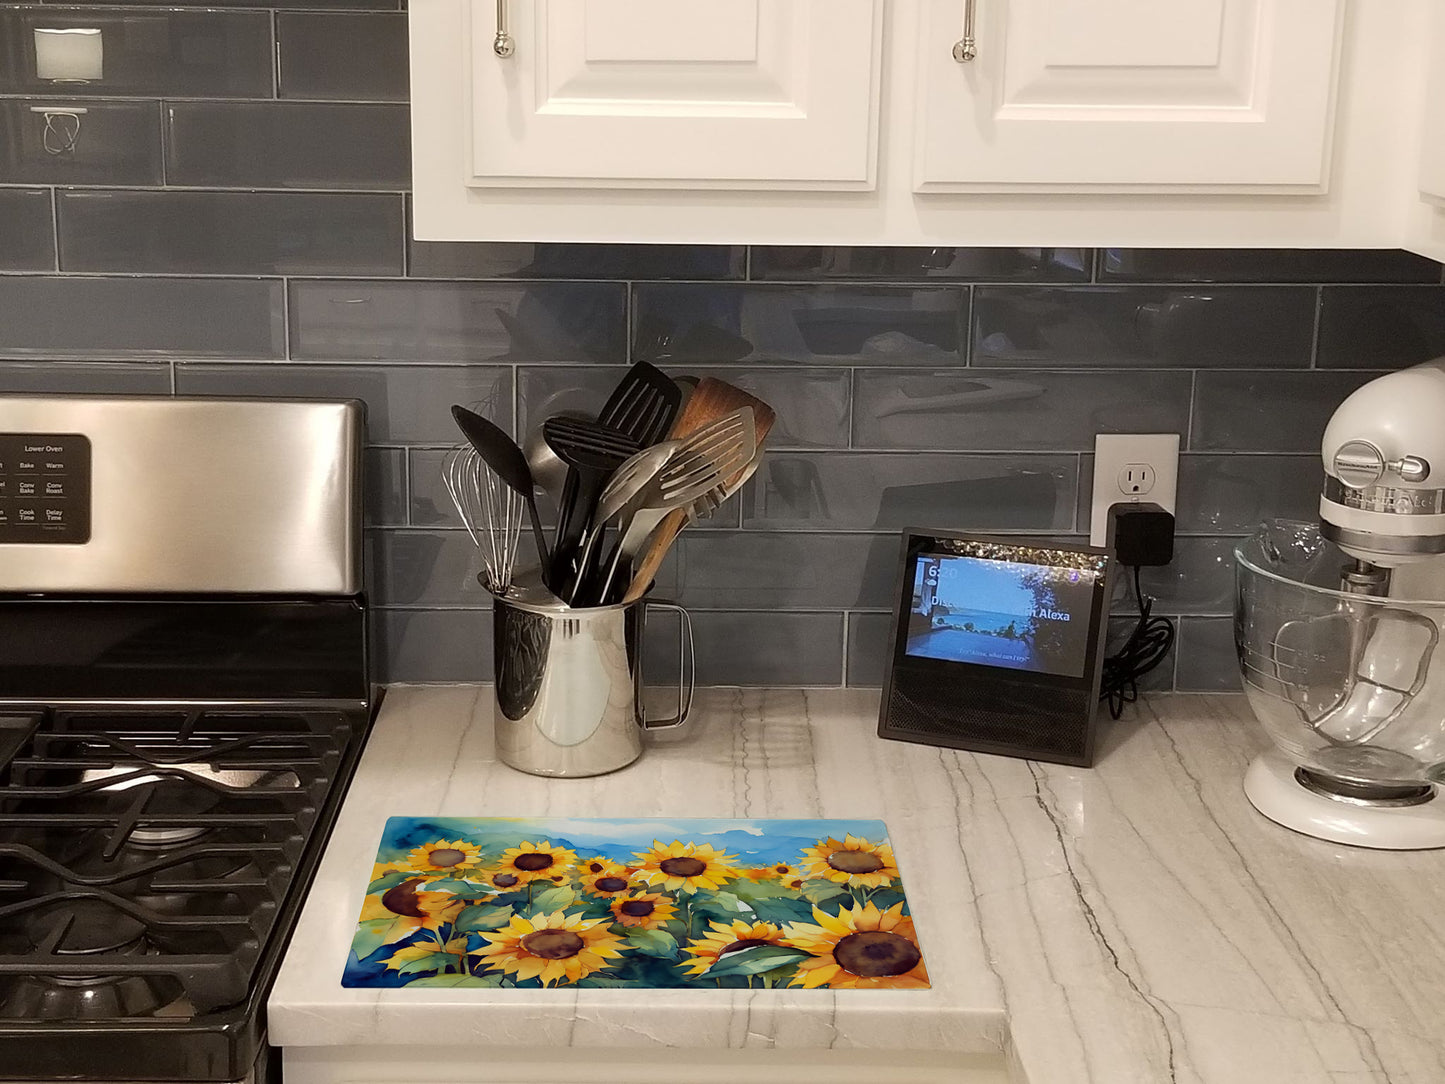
[496,840,577,884]
[799,834,898,888]
[744,862,799,882]
[631,840,739,895]
[358,878,464,934]
[581,864,636,898]
[678,920,788,977]
[471,910,627,986]
[783,901,929,990]
[402,839,483,874]
[608,891,678,929]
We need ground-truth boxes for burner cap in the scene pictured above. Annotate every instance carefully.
[25,900,147,956]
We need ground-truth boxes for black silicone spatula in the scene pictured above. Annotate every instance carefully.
[450,405,551,575]
[597,362,682,448]
[542,415,641,589]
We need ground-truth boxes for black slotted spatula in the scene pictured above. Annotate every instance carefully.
[597,361,682,448]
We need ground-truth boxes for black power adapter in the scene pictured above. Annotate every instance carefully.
[1099,501,1176,718]
[1105,501,1175,567]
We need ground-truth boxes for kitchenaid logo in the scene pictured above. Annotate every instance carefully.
[1033,607,1070,621]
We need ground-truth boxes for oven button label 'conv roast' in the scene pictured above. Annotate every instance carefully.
[0,433,91,544]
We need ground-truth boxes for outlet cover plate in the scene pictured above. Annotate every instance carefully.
[1090,433,1180,546]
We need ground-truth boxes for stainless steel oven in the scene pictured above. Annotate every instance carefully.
[0,396,374,1084]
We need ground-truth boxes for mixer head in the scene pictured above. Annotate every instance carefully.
[1319,359,1445,569]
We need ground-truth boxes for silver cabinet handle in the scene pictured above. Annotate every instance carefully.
[494,0,515,57]
[952,0,977,62]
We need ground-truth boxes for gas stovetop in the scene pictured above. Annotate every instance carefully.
[0,701,373,1081]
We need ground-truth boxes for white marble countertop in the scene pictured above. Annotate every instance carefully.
[269,687,1445,1083]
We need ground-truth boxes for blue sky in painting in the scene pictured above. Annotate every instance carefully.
[377,817,894,868]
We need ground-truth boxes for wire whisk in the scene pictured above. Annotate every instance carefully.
[442,444,524,594]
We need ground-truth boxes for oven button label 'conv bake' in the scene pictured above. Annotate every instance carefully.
[0,433,91,544]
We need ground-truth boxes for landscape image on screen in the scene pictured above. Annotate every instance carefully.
[905,554,1096,677]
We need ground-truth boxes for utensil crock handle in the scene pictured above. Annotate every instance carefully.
[640,599,694,730]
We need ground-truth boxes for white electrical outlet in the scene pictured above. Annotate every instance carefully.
[1090,434,1180,547]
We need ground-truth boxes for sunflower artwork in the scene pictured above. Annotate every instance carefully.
[343,817,929,991]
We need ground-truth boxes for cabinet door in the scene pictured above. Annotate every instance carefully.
[464,0,882,190]
[914,0,1344,192]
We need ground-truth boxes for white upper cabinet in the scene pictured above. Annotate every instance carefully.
[412,0,1430,248]
[914,0,1343,192]
[465,0,882,191]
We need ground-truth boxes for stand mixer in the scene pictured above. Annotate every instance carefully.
[1236,359,1445,849]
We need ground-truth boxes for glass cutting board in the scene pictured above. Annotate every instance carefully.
[343,817,929,990]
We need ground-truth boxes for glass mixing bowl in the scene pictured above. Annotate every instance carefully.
[1235,520,1445,788]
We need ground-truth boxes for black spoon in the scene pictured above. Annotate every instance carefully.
[450,405,551,577]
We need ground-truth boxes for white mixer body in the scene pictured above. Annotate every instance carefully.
[1320,359,1445,567]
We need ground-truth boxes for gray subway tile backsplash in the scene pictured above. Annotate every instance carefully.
[364,447,408,527]
[174,363,513,443]
[1173,455,1321,534]
[277,12,409,101]
[0,100,163,185]
[1099,248,1443,284]
[0,361,172,395]
[58,190,404,276]
[1,9,273,97]
[853,369,1194,451]
[1316,285,1445,370]
[633,283,969,365]
[9,3,1444,689]
[1137,536,1241,616]
[741,452,1078,533]
[1174,618,1240,692]
[372,609,491,685]
[166,103,410,190]
[0,276,283,358]
[974,286,1315,369]
[751,247,1090,282]
[409,232,745,281]
[0,188,55,271]
[289,280,628,363]
[845,612,892,688]
[1191,370,1387,453]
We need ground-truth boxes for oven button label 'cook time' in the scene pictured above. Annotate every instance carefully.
[0,433,91,544]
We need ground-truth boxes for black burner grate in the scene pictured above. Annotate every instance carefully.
[0,708,358,1026]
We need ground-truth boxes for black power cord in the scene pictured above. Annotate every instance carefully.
[1099,565,1175,719]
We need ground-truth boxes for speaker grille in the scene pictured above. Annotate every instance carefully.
[883,672,1093,765]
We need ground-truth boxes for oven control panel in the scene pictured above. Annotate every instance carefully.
[0,433,91,544]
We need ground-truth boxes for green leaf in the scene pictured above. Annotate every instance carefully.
[394,951,457,976]
[530,885,577,912]
[405,972,505,988]
[745,897,814,927]
[729,878,798,902]
[425,877,492,895]
[451,903,514,933]
[699,945,812,980]
[799,879,850,905]
[705,890,747,913]
[624,927,678,959]
[350,917,419,960]
[366,870,415,894]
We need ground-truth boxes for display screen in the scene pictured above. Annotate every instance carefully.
[905,552,1100,678]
